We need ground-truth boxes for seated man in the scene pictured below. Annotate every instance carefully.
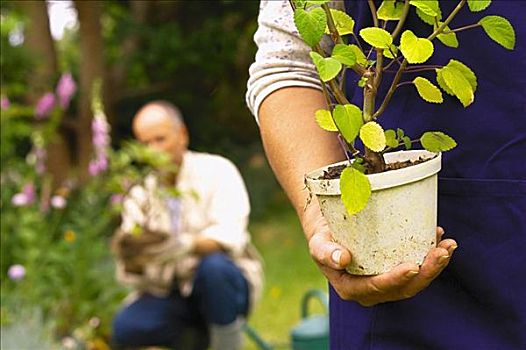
[111,101,263,350]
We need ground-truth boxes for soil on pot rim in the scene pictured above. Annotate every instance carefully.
[318,155,436,180]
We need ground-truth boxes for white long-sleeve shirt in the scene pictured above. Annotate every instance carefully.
[246,0,344,122]
[117,151,263,306]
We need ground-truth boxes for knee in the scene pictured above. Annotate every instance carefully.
[196,253,233,285]
[112,310,164,347]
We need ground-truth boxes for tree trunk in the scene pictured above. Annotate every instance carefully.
[19,0,72,186]
[75,1,105,182]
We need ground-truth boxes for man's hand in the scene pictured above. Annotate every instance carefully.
[303,202,458,307]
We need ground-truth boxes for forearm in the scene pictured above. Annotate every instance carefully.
[259,87,345,239]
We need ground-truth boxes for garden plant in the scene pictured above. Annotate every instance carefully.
[291,0,516,274]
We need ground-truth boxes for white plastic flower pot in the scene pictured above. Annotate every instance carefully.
[305,150,441,275]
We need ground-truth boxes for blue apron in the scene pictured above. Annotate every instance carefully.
[332,1,526,349]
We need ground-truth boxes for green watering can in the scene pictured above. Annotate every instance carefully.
[290,289,329,350]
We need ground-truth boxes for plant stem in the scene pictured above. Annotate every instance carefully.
[384,56,403,71]
[391,0,411,41]
[321,3,344,45]
[373,59,408,119]
[363,71,376,122]
[368,0,379,27]
[374,0,466,119]
[428,0,467,40]
[404,66,443,73]
[442,23,482,34]
[322,4,366,76]
[396,81,414,88]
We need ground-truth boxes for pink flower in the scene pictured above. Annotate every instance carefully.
[35,92,56,120]
[1,96,10,110]
[8,264,26,280]
[51,195,67,209]
[34,146,47,175]
[56,73,77,109]
[11,184,36,206]
[110,193,124,206]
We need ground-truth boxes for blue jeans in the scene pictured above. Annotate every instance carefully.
[112,253,249,348]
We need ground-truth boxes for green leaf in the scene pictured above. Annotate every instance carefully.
[315,109,337,131]
[340,166,371,215]
[447,60,477,92]
[400,30,434,63]
[349,44,367,65]
[439,66,474,107]
[359,27,393,49]
[397,128,405,139]
[332,44,356,66]
[351,158,366,173]
[410,0,438,16]
[309,52,342,82]
[377,0,404,21]
[294,8,327,47]
[413,77,443,103]
[413,0,441,26]
[358,76,367,88]
[468,0,491,12]
[436,23,459,48]
[420,131,457,152]
[384,129,399,148]
[436,68,455,96]
[383,44,398,59]
[325,9,355,35]
[293,0,307,9]
[333,104,363,143]
[402,136,412,150]
[306,0,330,6]
[359,121,386,152]
[479,15,516,50]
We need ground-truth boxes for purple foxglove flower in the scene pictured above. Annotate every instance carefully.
[34,146,47,175]
[56,73,77,109]
[11,184,36,206]
[93,132,110,148]
[110,193,124,205]
[8,264,26,280]
[51,195,67,209]
[35,92,56,120]
[1,96,10,110]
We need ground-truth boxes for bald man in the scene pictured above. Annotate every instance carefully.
[112,101,263,350]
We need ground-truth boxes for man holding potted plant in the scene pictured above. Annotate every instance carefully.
[247,0,525,348]
[111,101,263,350]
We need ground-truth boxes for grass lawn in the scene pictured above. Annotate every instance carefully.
[245,202,328,350]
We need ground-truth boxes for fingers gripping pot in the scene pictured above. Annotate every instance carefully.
[305,150,442,275]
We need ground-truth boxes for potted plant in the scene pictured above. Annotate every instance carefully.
[291,0,516,274]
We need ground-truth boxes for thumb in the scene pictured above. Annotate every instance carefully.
[309,231,351,270]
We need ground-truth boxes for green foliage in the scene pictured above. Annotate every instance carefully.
[294,8,327,47]
[437,65,474,107]
[291,0,515,216]
[315,109,337,131]
[468,0,492,12]
[325,9,354,35]
[310,52,342,82]
[400,30,434,63]
[332,44,357,66]
[359,121,386,152]
[420,131,457,152]
[340,167,371,215]
[479,15,516,50]
[359,27,392,49]
[413,77,443,103]
[333,104,363,144]
[377,0,404,21]
[436,23,459,48]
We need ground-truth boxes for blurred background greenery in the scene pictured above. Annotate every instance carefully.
[0,1,326,349]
